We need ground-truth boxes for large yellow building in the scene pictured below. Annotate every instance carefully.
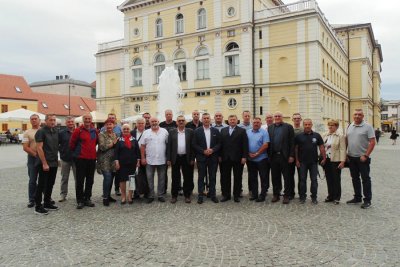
[95,0,383,130]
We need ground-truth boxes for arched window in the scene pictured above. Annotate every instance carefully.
[174,50,186,81]
[156,18,163,37]
[176,14,184,34]
[154,54,165,84]
[196,47,209,80]
[225,42,240,76]
[132,58,142,86]
[197,8,206,29]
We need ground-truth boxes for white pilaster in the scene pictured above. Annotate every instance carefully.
[308,42,318,80]
[143,16,148,42]
[214,0,222,28]
[240,0,251,23]
[241,30,252,84]
[187,59,195,89]
[143,49,151,93]
[212,35,223,86]
[297,44,306,81]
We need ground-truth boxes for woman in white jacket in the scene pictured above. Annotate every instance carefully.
[322,119,346,204]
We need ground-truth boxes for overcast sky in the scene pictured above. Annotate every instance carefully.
[0,0,398,99]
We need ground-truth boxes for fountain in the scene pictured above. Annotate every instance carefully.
[157,66,184,120]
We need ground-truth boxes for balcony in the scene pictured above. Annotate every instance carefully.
[255,0,347,52]
[98,39,124,52]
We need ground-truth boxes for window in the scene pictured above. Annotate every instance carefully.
[260,106,263,115]
[197,8,206,29]
[2,124,8,131]
[260,59,263,68]
[227,7,236,17]
[175,62,187,81]
[1,104,8,113]
[224,89,240,94]
[63,104,69,109]
[154,54,165,84]
[226,42,239,51]
[79,105,85,110]
[227,98,237,109]
[134,104,141,113]
[322,59,325,77]
[196,47,209,80]
[156,18,163,37]
[198,35,205,42]
[42,103,48,108]
[259,88,263,96]
[133,28,139,37]
[196,91,211,97]
[225,42,240,76]
[176,14,184,34]
[132,58,142,86]
[21,105,27,109]
[259,30,262,39]
[381,114,388,120]
[15,86,22,93]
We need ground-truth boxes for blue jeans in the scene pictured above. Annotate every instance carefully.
[348,156,372,202]
[197,157,218,199]
[27,155,38,202]
[299,162,319,199]
[102,170,113,199]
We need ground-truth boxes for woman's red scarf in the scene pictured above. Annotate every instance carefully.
[123,135,132,149]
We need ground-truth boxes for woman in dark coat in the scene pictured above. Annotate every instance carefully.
[114,124,140,204]
[390,129,399,145]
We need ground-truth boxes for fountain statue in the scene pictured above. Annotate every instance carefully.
[157,66,184,120]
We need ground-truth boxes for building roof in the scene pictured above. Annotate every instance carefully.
[36,93,95,117]
[0,74,38,101]
[333,23,383,62]
[30,78,92,88]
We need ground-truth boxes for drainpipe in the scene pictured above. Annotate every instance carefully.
[252,0,256,115]
[347,29,350,124]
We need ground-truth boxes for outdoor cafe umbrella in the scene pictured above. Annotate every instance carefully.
[0,108,45,122]
[74,110,108,123]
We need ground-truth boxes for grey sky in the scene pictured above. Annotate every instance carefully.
[0,0,398,99]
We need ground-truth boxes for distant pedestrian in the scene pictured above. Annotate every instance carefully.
[374,128,381,144]
[390,129,398,145]
[346,109,376,209]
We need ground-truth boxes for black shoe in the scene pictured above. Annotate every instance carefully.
[312,198,318,205]
[220,197,231,202]
[256,197,265,202]
[249,196,257,201]
[108,196,117,203]
[211,197,219,203]
[133,194,141,200]
[334,200,340,205]
[158,197,166,202]
[324,197,334,203]
[77,202,85,209]
[234,197,240,203]
[44,204,59,211]
[103,199,110,206]
[50,199,55,205]
[346,198,362,204]
[197,198,203,204]
[361,202,371,209]
[34,206,48,215]
[299,198,306,204]
[27,201,35,208]
[115,191,121,196]
[84,200,95,207]
[146,198,154,204]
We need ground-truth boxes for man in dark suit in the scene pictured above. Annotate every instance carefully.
[220,115,248,202]
[192,113,221,204]
[167,115,195,204]
[268,111,295,204]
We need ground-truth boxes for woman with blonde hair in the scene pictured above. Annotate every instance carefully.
[114,124,141,204]
[322,119,346,204]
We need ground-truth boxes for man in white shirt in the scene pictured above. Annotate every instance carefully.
[140,117,169,203]
[261,113,274,130]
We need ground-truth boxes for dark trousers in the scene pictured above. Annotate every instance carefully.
[348,156,372,202]
[221,160,243,198]
[218,161,224,195]
[197,157,218,199]
[75,158,96,203]
[35,166,58,207]
[299,162,318,199]
[247,158,269,199]
[289,162,300,198]
[27,155,39,202]
[171,155,194,198]
[323,159,342,201]
[270,154,291,196]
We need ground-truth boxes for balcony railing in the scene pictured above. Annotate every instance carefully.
[98,39,124,52]
[255,0,347,53]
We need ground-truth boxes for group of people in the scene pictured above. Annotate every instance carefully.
[23,107,376,215]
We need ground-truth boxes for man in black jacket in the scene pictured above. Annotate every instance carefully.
[268,111,295,204]
[220,115,248,202]
[167,115,195,203]
[192,113,221,204]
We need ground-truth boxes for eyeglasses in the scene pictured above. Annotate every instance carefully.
[123,128,130,131]
[178,120,185,122]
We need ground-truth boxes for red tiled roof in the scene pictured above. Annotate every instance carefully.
[36,93,95,117]
[0,74,38,101]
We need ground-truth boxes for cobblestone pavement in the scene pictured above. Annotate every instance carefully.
[0,138,399,266]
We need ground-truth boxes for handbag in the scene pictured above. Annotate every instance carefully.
[129,171,137,191]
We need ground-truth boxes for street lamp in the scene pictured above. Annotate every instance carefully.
[68,77,75,116]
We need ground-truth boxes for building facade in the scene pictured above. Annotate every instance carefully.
[381,100,399,132]
[96,0,383,130]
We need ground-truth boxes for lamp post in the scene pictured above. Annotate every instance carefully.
[68,77,75,116]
